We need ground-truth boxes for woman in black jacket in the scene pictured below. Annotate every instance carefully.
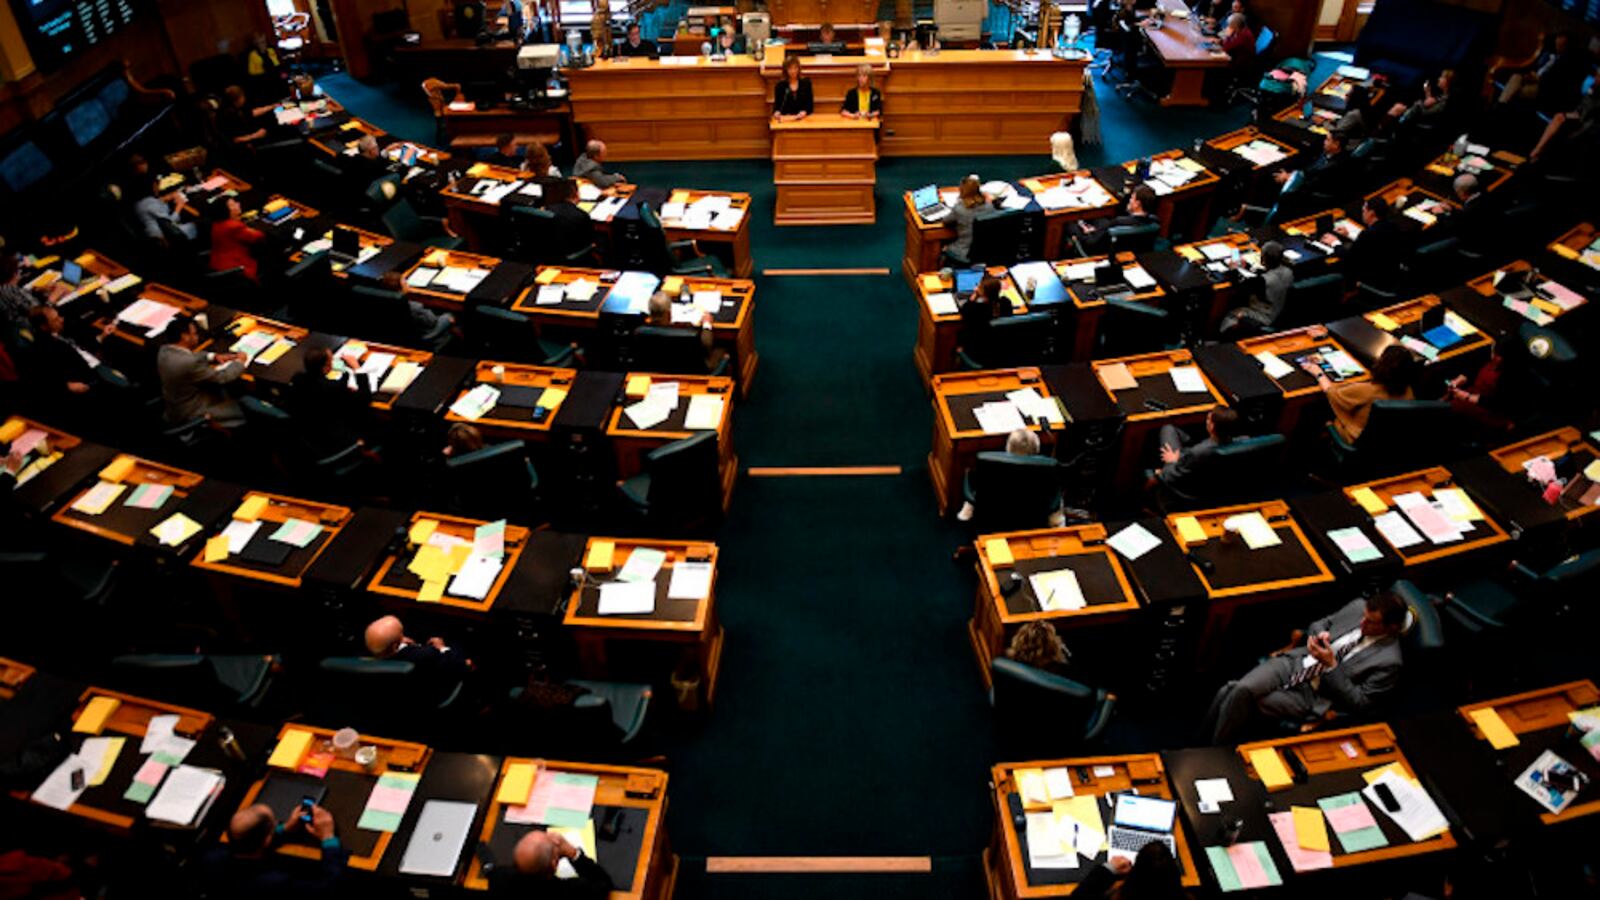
[772,56,813,120]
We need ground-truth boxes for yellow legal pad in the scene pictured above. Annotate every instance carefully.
[0,419,25,442]
[409,518,439,546]
[586,540,615,571]
[984,538,1014,567]
[267,729,315,769]
[1350,486,1388,515]
[98,456,135,484]
[234,495,269,522]
[72,696,121,734]
[1247,747,1294,790]
[1015,767,1049,809]
[1369,312,1401,332]
[1292,806,1330,852]
[417,580,445,603]
[497,763,538,804]
[1469,707,1520,749]
[1173,516,1207,545]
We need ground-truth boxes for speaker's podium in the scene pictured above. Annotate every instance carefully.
[770,114,879,226]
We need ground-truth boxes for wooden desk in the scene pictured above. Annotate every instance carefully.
[1458,680,1600,825]
[26,688,214,830]
[1115,150,1221,240]
[1341,467,1509,566]
[986,754,1200,898]
[368,512,531,613]
[401,248,508,311]
[650,189,755,277]
[1206,125,1300,176]
[1091,348,1224,492]
[1416,147,1523,197]
[465,758,675,897]
[51,454,205,547]
[22,247,134,305]
[1365,179,1455,234]
[444,362,578,439]
[1057,253,1166,360]
[1272,71,1386,134]
[439,162,625,251]
[286,223,394,275]
[235,724,431,871]
[1171,231,1262,331]
[1275,208,1359,274]
[1487,427,1600,523]
[928,368,1064,516]
[222,313,311,383]
[1017,171,1125,259]
[1,415,83,496]
[969,525,1140,687]
[1464,259,1588,326]
[1236,724,1456,865]
[309,116,449,167]
[1361,295,1493,365]
[770,113,878,225]
[323,339,435,412]
[1235,325,1368,435]
[911,265,1023,385]
[440,101,575,159]
[566,537,723,704]
[191,491,353,589]
[1143,0,1231,106]
[0,658,36,701]
[100,283,209,349]
[608,373,738,509]
[1547,222,1600,272]
[568,56,772,161]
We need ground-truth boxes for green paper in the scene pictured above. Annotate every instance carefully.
[377,771,420,790]
[541,807,591,828]
[152,751,185,766]
[1318,793,1389,852]
[552,772,598,788]
[1251,841,1283,886]
[357,808,404,832]
[124,780,156,804]
[1205,846,1243,892]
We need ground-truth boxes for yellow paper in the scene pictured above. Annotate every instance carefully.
[497,763,537,804]
[204,535,231,562]
[256,339,294,366]
[1531,298,1562,316]
[88,736,125,786]
[1292,806,1330,852]
[661,276,684,295]
[1584,459,1600,482]
[262,199,287,213]
[538,388,568,409]
[230,316,257,335]
[267,729,314,769]
[72,481,127,516]
[1350,487,1388,515]
[417,580,445,603]
[549,819,596,859]
[98,456,135,483]
[1177,245,1204,262]
[586,539,615,571]
[1361,761,1420,788]
[1052,795,1105,840]
[444,543,472,574]
[1016,767,1050,808]
[340,120,362,131]
[72,696,120,734]
[535,267,560,285]
[625,375,652,398]
[408,544,450,581]
[919,274,944,292]
[151,513,202,547]
[1248,747,1294,789]
[409,518,439,545]
[234,495,269,522]
[1174,515,1207,545]
[0,419,26,442]
[1469,707,1520,749]
[1552,242,1579,260]
[1435,487,1483,522]
[984,538,1013,566]
[467,163,489,177]
[1370,312,1401,332]
[33,255,60,268]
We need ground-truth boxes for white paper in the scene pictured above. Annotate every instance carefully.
[1124,266,1156,290]
[1199,242,1234,261]
[685,394,726,431]
[617,547,667,583]
[447,553,504,600]
[691,290,722,315]
[1224,512,1282,549]
[380,361,423,395]
[1026,812,1078,869]
[597,580,656,615]
[1106,523,1161,561]
[973,401,1027,435]
[1195,778,1234,805]
[1373,511,1424,549]
[1061,262,1098,282]
[623,397,672,430]
[1255,351,1294,380]
[1030,568,1086,611]
[142,715,179,754]
[31,755,89,811]
[146,765,222,825]
[1363,770,1449,843]
[536,284,566,305]
[1169,366,1208,393]
[926,292,958,316]
[1005,388,1061,424]
[667,561,714,600]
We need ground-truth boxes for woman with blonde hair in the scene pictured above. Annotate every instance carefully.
[1006,621,1070,674]
[1049,131,1078,170]
[840,64,883,119]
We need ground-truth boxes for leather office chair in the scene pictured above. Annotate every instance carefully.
[1073,221,1161,258]
[617,430,724,533]
[110,654,279,710]
[240,395,372,497]
[956,311,1055,369]
[1327,399,1454,477]
[990,657,1116,754]
[380,197,464,250]
[1279,273,1343,329]
[316,656,465,733]
[282,251,337,329]
[567,679,652,745]
[466,305,578,365]
[632,204,727,277]
[1433,550,1600,635]
[507,205,598,266]
[444,439,540,520]
[630,325,730,377]
[1395,236,1457,292]
[1097,298,1178,357]
[1158,433,1286,509]
[504,680,653,753]
[349,283,452,349]
[962,451,1063,531]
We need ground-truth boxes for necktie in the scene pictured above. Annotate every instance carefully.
[1285,632,1362,689]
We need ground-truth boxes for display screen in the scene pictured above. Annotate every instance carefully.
[9,0,144,72]
[1546,0,1600,25]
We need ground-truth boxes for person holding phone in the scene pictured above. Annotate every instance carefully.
[201,802,347,895]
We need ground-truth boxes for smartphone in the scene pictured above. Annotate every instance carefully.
[1373,782,1400,812]
[299,796,316,825]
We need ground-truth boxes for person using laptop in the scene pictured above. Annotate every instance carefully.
[487,829,612,897]
[1075,841,1191,900]
[208,196,268,282]
[1070,185,1157,255]
[200,801,347,896]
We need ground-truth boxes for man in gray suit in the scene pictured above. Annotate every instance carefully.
[156,316,247,428]
[1151,407,1239,498]
[1204,589,1408,743]
[571,140,627,189]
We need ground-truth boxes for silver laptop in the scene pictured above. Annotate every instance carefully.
[1106,793,1177,863]
[399,800,477,877]
[912,184,950,222]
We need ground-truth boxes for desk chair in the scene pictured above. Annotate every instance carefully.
[0,547,118,661]
[1098,298,1180,356]
[617,430,724,534]
[1110,18,1159,102]
[1278,273,1344,329]
[962,451,1063,531]
[1394,237,1456,294]
[629,325,730,377]
[1155,433,1286,510]
[239,395,373,498]
[316,657,466,735]
[1224,26,1275,107]
[444,439,540,520]
[621,204,727,278]
[380,197,463,250]
[1433,550,1600,635]
[466,305,578,365]
[350,284,453,349]
[110,654,279,711]
[504,680,652,753]
[1325,399,1455,478]
[990,657,1116,755]
[508,205,598,266]
[956,311,1055,369]
[283,251,336,329]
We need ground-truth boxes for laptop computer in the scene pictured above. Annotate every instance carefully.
[1314,213,1335,238]
[331,227,361,261]
[954,267,985,298]
[398,800,477,878]
[1106,794,1177,863]
[912,184,950,222]
[1495,268,1531,299]
[60,260,83,287]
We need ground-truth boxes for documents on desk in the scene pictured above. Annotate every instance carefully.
[451,384,501,420]
[1372,510,1424,549]
[1030,568,1086,612]
[684,394,725,430]
[1255,351,1295,380]
[625,381,681,430]
[116,297,179,337]
[1125,266,1157,290]
[1222,511,1280,549]
[617,546,666,583]
[1097,362,1139,392]
[598,580,655,615]
[1269,810,1333,872]
[1514,749,1588,814]
[1206,842,1282,891]
[151,512,202,547]
[1107,523,1162,561]
[1169,365,1208,393]
[925,291,958,316]
[588,195,628,222]
[973,400,1028,435]
[1362,767,1448,842]
[358,771,421,833]
[1327,526,1383,564]
[147,765,224,826]
[1231,139,1289,167]
[668,560,714,600]
[1391,491,1463,544]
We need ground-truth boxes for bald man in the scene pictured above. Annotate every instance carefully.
[364,615,472,700]
[572,140,626,188]
[201,801,346,896]
[487,829,612,896]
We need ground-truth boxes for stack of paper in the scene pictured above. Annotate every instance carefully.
[1327,527,1382,564]
[974,401,1027,435]
[1169,365,1208,393]
[1025,812,1078,869]
[1222,512,1281,549]
[1362,768,1448,842]
[1318,792,1388,851]
[1268,809,1333,871]
[146,765,224,825]
[507,770,599,828]
[1205,842,1282,892]
[1005,388,1063,425]
[1393,492,1464,544]
[597,580,655,615]
[359,771,422,832]
[1030,568,1086,611]
[450,384,501,420]
[1255,351,1295,380]
[230,330,276,363]
[150,513,202,547]
[72,481,126,515]
[1097,362,1138,391]
[667,560,714,600]
[379,361,424,395]
[270,518,322,548]
[588,196,628,221]
[1106,523,1161,561]
[32,755,91,811]
[624,381,683,430]
[685,394,725,430]
[618,547,667,583]
[116,298,180,337]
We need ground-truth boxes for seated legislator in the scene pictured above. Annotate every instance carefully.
[1204,589,1408,743]
[840,64,882,119]
[1388,69,1457,126]
[1075,842,1192,900]
[1070,185,1158,256]
[1331,83,1375,139]
[955,428,1063,525]
[945,175,991,263]
[1444,346,1512,435]
[290,347,375,456]
[443,422,486,458]
[1218,12,1256,64]
[488,829,612,897]
[365,614,474,684]
[1530,70,1600,161]
[200,801,347,898]
[1273,130,1352,201]
[25,306,118,401]
[1495,32,1589,114]
[708,17,746,55]
[544,178,597,258]
[1149,407,1240,497]
[134,177,198,245]
[1336,196,1410,288]
[157,316,247,428]
[772,56,814,122]
[617,22,657,57]
[522,141,561,178]
[1303,343,1415,444]
[344,134,394,186]
[1006,620,1072,678]
[486,132,523,168]
[572,139,627,188]
[644,291,729,374]
[1219,241,1291,334]
[0,252,61,330]
[208,196,268,282]
[955,273,1011,363]
[218,85,272,145]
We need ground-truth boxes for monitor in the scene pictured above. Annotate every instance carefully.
[60,261,83,286]
[332,227,360,257]
[1113,794,1176,832]
[0,141,53,193]
[806,41,846,54]
[64,97,113,147]
[954,268,984,295]
[8,0,147,72]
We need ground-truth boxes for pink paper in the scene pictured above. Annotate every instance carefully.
[1402,502,1460,543]
[1227,842,1271,889]
[506,771,555,824]
[11,429,47,456]
[366,784,414,814]
[1269,811,1333,871]
[1324,800,1378,833]
[135,758,168,785]
[1538,281,1585,311]
[546,781,595,812]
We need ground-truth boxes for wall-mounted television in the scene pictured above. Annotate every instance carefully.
[8,0,146,73]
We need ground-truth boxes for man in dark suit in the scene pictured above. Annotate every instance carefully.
[1337,195,1411,288]
[1276,130,1352,205]
[24,305,117,400]
[343,135,394,186]
[617,22,657,57]
[486,133,522,168]
[1150,407,1239,498]
[1204,590,1409,742]
[364,614,473,693]
[201,801,346,897]
[545,178,597,260]
[289,347,375,458]
[1071,184,1158,255]
[488,830,612,898]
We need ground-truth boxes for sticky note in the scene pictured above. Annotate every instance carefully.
[498,763,538,804]
[1553,242,1579,260]
[231,316,257,333]
[1174,515,1207,544]
[444,543,472,574]
[1370,312,1401,332]
[1349,486,1387,515]
[984,538,1013,566]
[73,696,121,734]
[98,456,135,483]
[407,544,450,581]
[1469,707,1519,749]
[586,540,615,571]
[234,495,268,522]
[1292,806,1330,852]
[662,276,683,295]
[467,163,489,177]
[409,518,439,545]
[0,419,24,442]
[920,274,944,292]
[535,267,560,285]
[204,535,231,562]
[418,580,445,603]
[267,729,315,769]
[1586,460,1600,482]
[1248,747,1294,789]
[625,375,652,398]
